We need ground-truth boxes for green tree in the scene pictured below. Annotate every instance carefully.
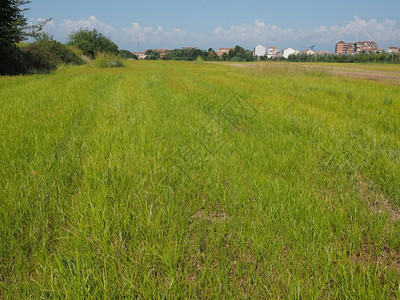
[164,49,183,60]
[119,50,136,59]
[233,45,245,56]
[244,49,256,61]
[144,49,161,60]
[207,49,220,61]
[68,28,118,58]
[0,0,49,74]
[228,45,255,62]
[34,31,54,42]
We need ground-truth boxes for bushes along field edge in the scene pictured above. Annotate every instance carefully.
[93,52,125,68]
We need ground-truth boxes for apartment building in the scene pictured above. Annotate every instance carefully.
[276,48,296,59]
[355,41,378,52]
[254,44,266,57]
[215,47,234,57]
[336,40,383,54]
[150,49,169,57]
[267,46,279,58]
[387,46,400,54]
[335,41,356,54]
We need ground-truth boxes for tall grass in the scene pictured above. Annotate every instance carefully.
[0,61,399,298]
[93,52,124,68]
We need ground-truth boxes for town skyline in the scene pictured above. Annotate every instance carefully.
[131,41,399,61]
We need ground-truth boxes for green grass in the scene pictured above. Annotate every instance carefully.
[0,61,399,298]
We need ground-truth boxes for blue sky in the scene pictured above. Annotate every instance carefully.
[26,0,400,52]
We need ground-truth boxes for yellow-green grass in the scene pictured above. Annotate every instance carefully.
[0,61,399,298]
[297,62,400,73]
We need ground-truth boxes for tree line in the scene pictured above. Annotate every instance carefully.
[145,46,257,62]
[285,52,400,63]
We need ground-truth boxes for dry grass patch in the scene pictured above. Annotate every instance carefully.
[351,243,400,274]
[190,209,229,223]
[358,174,400,223]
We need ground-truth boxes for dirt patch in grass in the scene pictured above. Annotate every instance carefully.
[190,200,229,224]
[190,209,229,223]
[352,243,400,273]
[354,175,400,274]
[358,175,400,223]
[186,205,229,286]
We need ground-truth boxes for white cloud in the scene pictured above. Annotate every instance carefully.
[32,16,400,50]
[121,22,189,45]
[211,17,400,48]
[212,20,298,45]
[311,17,400,44]
[31,16,119,42]
[59,15,119,38]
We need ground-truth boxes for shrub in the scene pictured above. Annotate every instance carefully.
[20,41,83,73]
[21,44,59,73]
[119,50,137,59]
[94,52,124,68]
[40,41,83,65]
[230,56,242,62]
[195,56,205,63]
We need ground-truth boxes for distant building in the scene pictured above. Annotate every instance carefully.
[336,40,382,54]
[335,41,356,54]
[132,52,146,59]
[355,41,378,52]
[387,46,400,54]
[215,47,234,57]
[182,47,198,50]
[150,49,169,57]
[218,47,234,52]
[299,50,332,56]
[253,44,266,57]
[277,48,296,59]
[315,51,333,55]
[299,49,315,55]
[267,46,279,58]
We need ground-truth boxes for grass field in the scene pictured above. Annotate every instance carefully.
[1,61,399,298]
[298,62,400,72]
